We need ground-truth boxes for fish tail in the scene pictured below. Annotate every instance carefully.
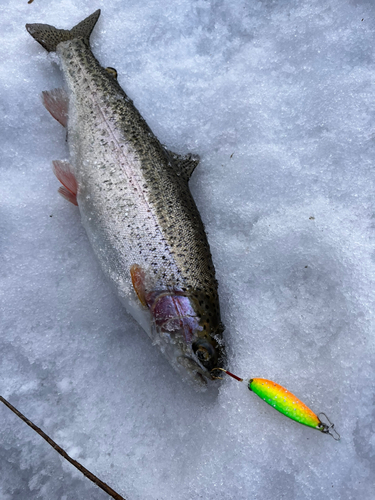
[25,9,101,52]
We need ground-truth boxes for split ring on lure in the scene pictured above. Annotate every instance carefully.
[212,368,340,440]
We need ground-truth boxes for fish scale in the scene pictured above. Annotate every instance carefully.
[62,39,211,290]
[26,10,225,385]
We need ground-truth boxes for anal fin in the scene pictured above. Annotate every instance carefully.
[42,89,69,127]
[52,160,78,206]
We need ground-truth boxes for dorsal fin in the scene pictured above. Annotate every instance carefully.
[167,150,200,182]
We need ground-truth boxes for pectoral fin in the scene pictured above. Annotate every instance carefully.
[130,264,147,306]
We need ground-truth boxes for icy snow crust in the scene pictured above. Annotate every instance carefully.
[1,0,375,499]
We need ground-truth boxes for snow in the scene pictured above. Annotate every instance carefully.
[1,0,375,499]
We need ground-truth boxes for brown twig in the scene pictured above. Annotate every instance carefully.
[0,395,126,500]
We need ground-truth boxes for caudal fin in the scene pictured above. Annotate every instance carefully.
[25,9,100,52]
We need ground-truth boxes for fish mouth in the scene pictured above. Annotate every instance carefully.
[153,325,225,386]
[177,346,225,384]
[148,291,225,386]
[176,356,213,385]
[153,327,225,386]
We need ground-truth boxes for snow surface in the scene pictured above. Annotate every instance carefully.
[1,0,375,499]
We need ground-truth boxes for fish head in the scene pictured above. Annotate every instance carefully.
[146,290,225,386]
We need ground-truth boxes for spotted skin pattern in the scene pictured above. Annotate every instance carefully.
[26,10,225,384]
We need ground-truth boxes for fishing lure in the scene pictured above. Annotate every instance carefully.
[212,369,340,440]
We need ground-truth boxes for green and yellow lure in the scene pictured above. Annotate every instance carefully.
[213,369,340,440]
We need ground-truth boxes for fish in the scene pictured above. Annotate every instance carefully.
[26,10,225,386]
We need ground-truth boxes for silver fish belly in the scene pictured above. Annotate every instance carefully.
[26,10,225,386]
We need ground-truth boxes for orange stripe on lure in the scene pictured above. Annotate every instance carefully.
[212,369,340,440]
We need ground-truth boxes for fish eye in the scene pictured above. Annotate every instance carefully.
[192,339,218,369]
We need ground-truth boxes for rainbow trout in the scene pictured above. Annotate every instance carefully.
[26,10,225,386]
